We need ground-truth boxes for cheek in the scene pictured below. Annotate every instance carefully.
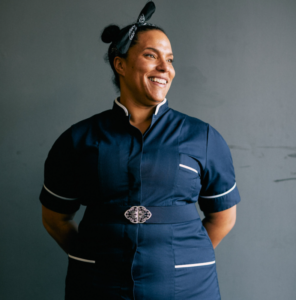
[128,65,142,84]
[133,64,148,82]
[170,67,176,80]
[137,58,154,73]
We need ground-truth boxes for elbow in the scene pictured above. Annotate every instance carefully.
[226,211,237,233]
[229,212,237,228]
[42,215,53,233]
[213,206,237,233]
[225,204,237,232]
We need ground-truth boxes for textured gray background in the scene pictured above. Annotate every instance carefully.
[1,0,296,299]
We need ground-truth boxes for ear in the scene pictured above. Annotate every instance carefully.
[113,57,126,77]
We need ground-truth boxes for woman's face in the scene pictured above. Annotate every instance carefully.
[119,30,175,104]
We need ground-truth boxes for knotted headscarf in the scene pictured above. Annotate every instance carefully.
[113,1,156,54]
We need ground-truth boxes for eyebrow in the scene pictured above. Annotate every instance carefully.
[144,47,174,56]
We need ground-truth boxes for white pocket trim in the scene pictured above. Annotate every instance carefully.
[175,260,215,268]
[68,254,95,264]
[179,164,198,173]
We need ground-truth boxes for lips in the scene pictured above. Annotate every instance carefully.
[148,77,168,85]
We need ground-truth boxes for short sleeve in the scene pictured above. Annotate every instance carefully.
[39,127,81,214]
[198,125,241,214]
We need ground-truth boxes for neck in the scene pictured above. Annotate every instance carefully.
[119,89,160,125]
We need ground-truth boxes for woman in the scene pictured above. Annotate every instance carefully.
[40,2,241,299]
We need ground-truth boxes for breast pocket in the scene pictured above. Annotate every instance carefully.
[174,153,201,203]
[174,247,220,299]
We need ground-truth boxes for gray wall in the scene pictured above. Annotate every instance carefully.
[1,0,295,299]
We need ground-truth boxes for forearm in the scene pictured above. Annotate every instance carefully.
[202,205,237,249]
[42,205,78,254]
[202,218,232,249]
[43,219,78,254]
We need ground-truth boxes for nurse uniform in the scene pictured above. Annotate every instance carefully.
[40,97,241,299]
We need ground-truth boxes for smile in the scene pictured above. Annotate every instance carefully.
[149,77,167,85]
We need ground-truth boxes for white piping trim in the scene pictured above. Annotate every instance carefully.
[115,98,129,116]
[43,184,78,201]
[154,98,167,115]
[199,182,237,199]
[175,261,215,268]
[179,164,198,173]
[68,254,95,264]
[115,97,167,116]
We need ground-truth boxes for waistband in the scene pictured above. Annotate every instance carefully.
[83,203,200,224]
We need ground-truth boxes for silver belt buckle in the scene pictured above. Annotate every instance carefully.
[124,206,152,224]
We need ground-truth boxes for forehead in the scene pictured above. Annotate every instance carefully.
[134,30,173,53]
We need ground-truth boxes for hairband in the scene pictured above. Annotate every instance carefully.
[113,1,156,54]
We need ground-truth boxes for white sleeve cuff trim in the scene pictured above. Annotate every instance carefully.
[43,184,78,201]
[199,182,237,199]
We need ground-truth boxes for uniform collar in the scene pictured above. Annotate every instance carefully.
[112,97,170,120]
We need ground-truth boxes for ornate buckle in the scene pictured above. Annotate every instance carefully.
[124,206,152,224]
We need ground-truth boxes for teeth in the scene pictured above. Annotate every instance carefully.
[149,77,167,84]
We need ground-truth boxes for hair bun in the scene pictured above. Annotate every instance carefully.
[101,25,120,43]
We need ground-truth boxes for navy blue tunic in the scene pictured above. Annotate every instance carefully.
[40,98,241,299]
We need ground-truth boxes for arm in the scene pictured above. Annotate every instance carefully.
[42,204,79,254]
[202,205,237,249]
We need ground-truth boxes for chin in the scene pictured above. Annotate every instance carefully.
[144,84,169,103]
[147,93,167,103]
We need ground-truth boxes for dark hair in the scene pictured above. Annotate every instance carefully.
[101,24,166,92]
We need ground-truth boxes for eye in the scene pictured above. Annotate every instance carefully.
[144,53,156,58]
[167,58,174,63]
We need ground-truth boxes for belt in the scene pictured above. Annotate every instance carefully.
[84,203,200,224]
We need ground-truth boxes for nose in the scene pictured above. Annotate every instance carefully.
[156,57,170,72]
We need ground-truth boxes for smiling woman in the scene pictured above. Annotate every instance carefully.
[113,29,175,129]
[40,1,241,299]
